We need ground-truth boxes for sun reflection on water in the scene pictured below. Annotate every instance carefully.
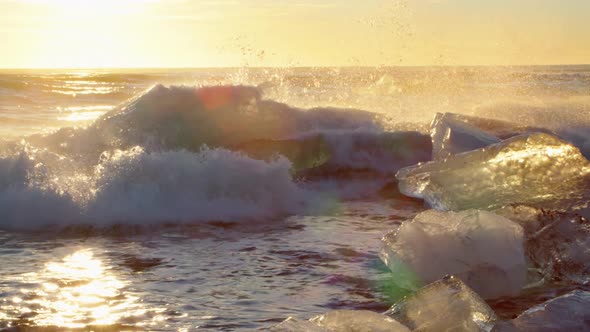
[8,249,151,329]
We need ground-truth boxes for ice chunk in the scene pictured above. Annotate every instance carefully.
[497,206,590,285]
[430,112,553,140]
[270,311,410,332]
[380,210,526,299]
[270,317,329,332]
[310,310,410,332]
[387,276,497,332]
[396,132,590,211]
[431,113,501,160]
[493,290,590,332]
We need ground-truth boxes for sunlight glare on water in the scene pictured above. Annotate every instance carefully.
[7,249,153,329]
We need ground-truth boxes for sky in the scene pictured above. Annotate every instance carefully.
[0,0,588,68]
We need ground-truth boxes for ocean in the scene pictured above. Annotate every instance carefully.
[0,66,589,331]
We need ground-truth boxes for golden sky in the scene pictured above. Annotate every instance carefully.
[0,0,588,68]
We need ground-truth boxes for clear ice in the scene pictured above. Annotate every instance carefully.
[270,310,410,332]
[396,132,590,211]
[496,205,590,286]
[310,310,410,332]
[493,290,590,332]
[269,317,329,332]
[380,209,526,299]
[430,113,501,160]
[387,276,497,332]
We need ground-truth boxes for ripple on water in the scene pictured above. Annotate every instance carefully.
[0,201,409,330]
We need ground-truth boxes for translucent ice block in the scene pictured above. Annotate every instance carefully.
[270,310,410,332]
[493,290,590,332]
[380,210,526,299]
[430,113,501,160]
[396,132,590,211]
[387,276,497,332]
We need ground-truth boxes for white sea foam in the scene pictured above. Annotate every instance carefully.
[0,150,80,228]
[0,146,319,228]
[87,147,314,224]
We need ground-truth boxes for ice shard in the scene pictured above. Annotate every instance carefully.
[310,310,410,332]
[496,205,590,285]
[270,310,410,332]
[493,290,590,332]
[396,132,590,211]
[380,210,526,299]
[430,112,501,160]
[387,276,497,332]
[269,317,329,332]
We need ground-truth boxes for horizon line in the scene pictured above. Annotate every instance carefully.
[1,63,590,71]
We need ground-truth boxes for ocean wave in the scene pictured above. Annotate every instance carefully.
[87,147,313,224]
[24,84,435,182]
[0,146,318,229]
[0,78,30,91]
[0,84,440,228]
[4,82,590,229]
[236,130,431,175]
[0,149,80,228]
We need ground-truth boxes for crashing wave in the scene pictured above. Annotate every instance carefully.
[4,84,441,228]
[26,85,430,176]
[34,85,382,155]
[0,145,320,229]
[238,130,431,174]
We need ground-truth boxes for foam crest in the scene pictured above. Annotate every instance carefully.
[0,149,80,228]
[87,147,312,224]
[0,146,317,229]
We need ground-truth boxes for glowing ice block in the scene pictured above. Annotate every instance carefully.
[396,132,590,211]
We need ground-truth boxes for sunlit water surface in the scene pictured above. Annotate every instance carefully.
[0,201,421,331]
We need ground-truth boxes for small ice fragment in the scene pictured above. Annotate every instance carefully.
[493,290,590,332]
[397,132,590,211]
[269,311,410,332]
[430,113,501,160]
[269,317,328,332]
[310,310,410,332]
[387,276,497,332]
[380,210,526,299]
